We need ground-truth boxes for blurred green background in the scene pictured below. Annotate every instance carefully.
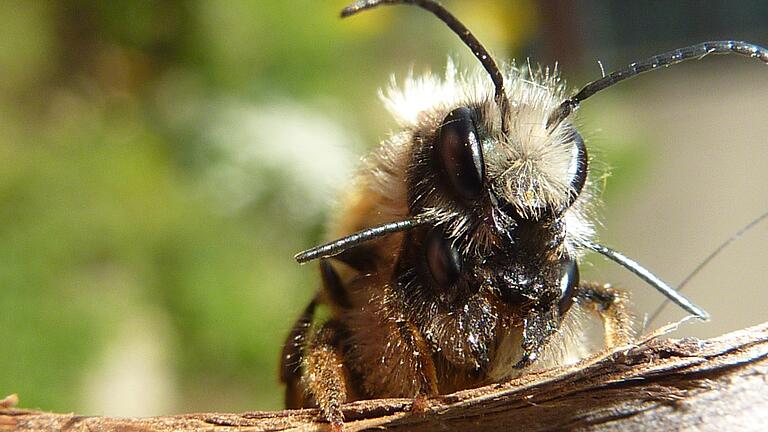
[2,0,767,416]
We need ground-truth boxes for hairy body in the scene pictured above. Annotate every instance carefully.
[279,1,757,428]
[280,64,634,426]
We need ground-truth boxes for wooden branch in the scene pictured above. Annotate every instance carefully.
[3,321,768,431]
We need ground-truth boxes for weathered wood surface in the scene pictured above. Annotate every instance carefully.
[2,321,768,431]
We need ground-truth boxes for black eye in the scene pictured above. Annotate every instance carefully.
[564,128,588,209]
[425,228,461,288]
[558,258,579,316]
[435,107,485,203]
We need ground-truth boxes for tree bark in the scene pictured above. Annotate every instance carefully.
[3,321,768,431]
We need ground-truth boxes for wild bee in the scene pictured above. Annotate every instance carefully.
[281,0,767,428]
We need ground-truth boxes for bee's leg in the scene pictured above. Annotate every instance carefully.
[321,259,351,309]
[281,260,350,411]
[576,282,635,347]
[334,242,378,273]
[303,321,349,430]
[393,320,439,411]
[279,298,317,409]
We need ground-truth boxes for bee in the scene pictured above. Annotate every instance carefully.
[280,0,767,428]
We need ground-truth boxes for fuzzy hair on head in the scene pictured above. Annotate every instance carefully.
[367,59,596,257]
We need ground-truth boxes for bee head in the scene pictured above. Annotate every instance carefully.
[295,1,712,357]
[394,67,587,321]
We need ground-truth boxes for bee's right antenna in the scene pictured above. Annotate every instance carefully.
[583,239,710,320]
[547,41,768,130]
[341,0,511,135]
[647,209,768,326]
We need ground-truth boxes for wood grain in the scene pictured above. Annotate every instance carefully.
[3,321,767,431]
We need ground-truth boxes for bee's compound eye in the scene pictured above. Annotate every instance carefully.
[436,107,485,203]
[558,258,579,316]
[425,228,462,288]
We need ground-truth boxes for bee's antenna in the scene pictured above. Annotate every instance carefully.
[342,0,511,135]
[582,239,709,320]
[547,41,768,130]
[646,209,768,326]
[295,216,431,264]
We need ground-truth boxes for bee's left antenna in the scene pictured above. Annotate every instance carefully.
[295,217,431,264]
[341,0,511,135]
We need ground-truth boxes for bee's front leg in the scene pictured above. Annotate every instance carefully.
[280,298,317,409]
[576,282,636,347]
[392,320,439,412]
[348,310,440,411]
[302,321,349,430]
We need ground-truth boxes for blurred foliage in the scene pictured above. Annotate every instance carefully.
[3,0,764,416]
[0,0,535,414]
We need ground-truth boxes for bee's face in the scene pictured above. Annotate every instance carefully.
[355,68,590,368]
[391,77,585,321]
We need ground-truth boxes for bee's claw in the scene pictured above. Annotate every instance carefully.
[411,394,430,413]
